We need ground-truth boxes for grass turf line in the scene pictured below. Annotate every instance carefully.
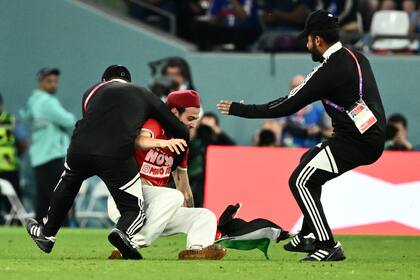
[0,227,419,280]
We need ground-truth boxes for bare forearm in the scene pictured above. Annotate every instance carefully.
[173,170,194,207]
[135,135,164,151]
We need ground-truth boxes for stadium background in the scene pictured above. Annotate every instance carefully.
[1,0,420,146]
[0,1,419,278]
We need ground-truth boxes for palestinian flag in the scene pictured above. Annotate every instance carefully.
[215,204,289,259]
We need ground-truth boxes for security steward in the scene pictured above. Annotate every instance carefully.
[217,10,386,262]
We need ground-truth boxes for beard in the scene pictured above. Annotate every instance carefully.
[46,88,57,95]
[310,47,324,62]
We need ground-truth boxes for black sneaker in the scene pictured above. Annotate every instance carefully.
[283,232,316,253]
[25,218,55,253]
[108,228,142,260]
[300,241,346,262]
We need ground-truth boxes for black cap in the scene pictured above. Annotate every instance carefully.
[298,10,339,39]
[37,67,60,81]
[101,65,131,82]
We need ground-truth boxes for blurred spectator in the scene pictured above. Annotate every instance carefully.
[125,0,177,33]
[188,112,235,206]
[385,113,413,150]
[380,0,397,10]
[191,0,261,51]
[255,129,277,146]
[254,0,312,52]
[252,119,282,145]
[320,0,360,44]
[402,0,420,33]
[358,0,379,32]
[149,76,179,101]
[161,57,196,90]
[19,68,75,222]
[279,75,332,148]
[0,93,28,224]
[175,0,212,41]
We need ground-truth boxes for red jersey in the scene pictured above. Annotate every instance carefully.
[136,119,188,187]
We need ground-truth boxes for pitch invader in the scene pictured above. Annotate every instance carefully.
[108,90,226,260]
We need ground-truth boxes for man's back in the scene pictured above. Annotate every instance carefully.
[69,81,188,159]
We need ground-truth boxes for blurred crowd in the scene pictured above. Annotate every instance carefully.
[0,56,415,226]
[123,0,420,52]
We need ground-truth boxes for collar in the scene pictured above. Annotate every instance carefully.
[34,89,55,96]
[322,41,342,60]
[110,78,128,83]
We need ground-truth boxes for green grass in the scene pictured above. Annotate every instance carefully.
[0,227,419,280]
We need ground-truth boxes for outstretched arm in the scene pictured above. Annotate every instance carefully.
[217,62,336,119]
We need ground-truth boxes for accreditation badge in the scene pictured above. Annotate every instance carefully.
[346,99,377,134]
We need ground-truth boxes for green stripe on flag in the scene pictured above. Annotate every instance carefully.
[215,238,271,259]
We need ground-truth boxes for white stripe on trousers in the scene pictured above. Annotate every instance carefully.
[295,166,325,240]
[126,198,146,236]
[300,166,330,240]
[296,165,330,241]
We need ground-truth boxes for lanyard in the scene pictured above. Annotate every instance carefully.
[83,81,115,111]
[323,47,363,112]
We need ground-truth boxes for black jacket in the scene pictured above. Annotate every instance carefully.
[69,80,189,160]
[229,43,386,151]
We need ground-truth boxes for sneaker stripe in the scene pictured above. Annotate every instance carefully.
[295,235,300,243]
[314,252,325,258]
[319,249,329,255]
[311,254,321,261]
[291,239,296,246]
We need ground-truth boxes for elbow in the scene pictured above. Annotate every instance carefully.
[134,137,146,151]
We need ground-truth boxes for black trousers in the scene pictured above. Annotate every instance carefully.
[288,139,381,247]
[34,158,65,222]
[43,153,145,238]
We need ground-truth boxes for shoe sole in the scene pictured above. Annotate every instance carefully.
[300,255,346,262]
[300,247,346,262]
[108,230,142,260]
[179,245,227,260]
[25,219,52,254]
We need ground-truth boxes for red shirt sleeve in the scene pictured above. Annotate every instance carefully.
[179,149,189,170]
[141,118,163,139]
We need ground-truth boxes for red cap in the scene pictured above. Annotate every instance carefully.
[167,90,201,109]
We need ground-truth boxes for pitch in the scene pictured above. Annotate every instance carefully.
[1,227,419,280]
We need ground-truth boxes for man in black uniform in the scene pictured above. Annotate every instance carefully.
[26,65,189,259]
[217,10,386,262]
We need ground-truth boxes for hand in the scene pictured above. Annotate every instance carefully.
[217,100,233,115]
[159,139,187,155]
[394,133,413,150]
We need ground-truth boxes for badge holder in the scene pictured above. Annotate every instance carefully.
[345,99,377,134]
[323,48,378,135]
